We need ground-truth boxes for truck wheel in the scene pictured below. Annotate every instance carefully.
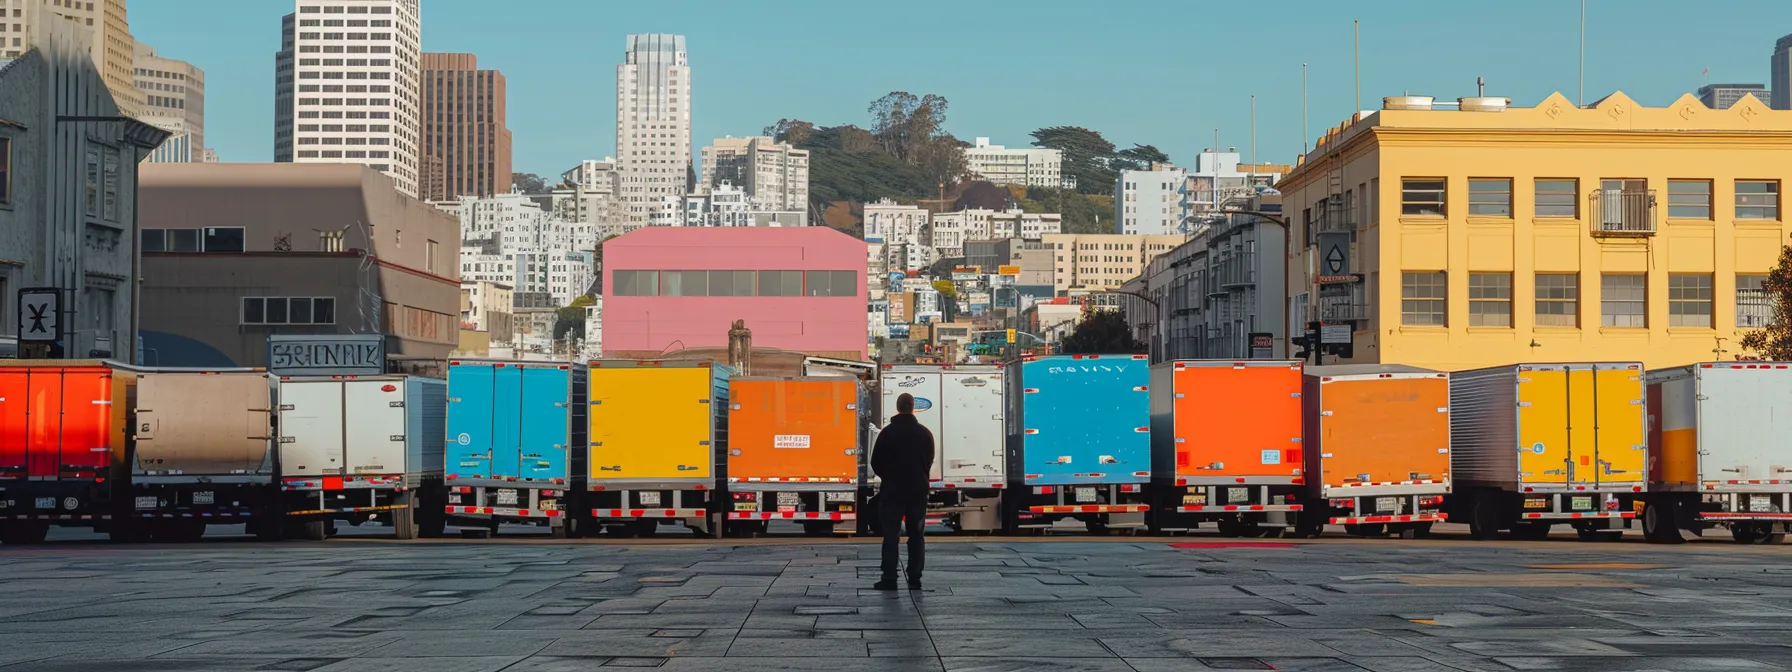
[302,519,331,541]
[1085,519,1112,536]
[418,506,446,539]
[1732,523,1785,544]
[1642,500,1684,544]
[1468,492,1501,541]
[0,522,49,545]
[1407,523,1433,539]
[392,500,418,540]
[550,523,569,539]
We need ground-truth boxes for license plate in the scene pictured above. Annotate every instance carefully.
[34,497,55,510]
[1075,487,1097,503]
[1571,496,1593,510]
[134,496,158,510]
[1375,497,1397,513]
[539,500,558,511]
[1750,495,1774,513]
[838,505,854,513]
[1228,487,1249,503]
[638,491,661,506]
[777,492,802,507]
[496,489,519,506]
[1524,497,1550,509]
[734,502,757,512]
[1182,493,1208,505]
[824,491,855,502]
[192,491,214,505]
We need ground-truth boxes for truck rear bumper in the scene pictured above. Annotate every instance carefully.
[1699,512,1792,521]
[1178,504,1303,513]
[1519,511,1635,520]
[1331,513,1448,525]
[287,504,406,516]
[0,513,109,520]
[727,511,855,521]
[447,506,564,518]
[1031,504,1149,514]
[594,508,704,519]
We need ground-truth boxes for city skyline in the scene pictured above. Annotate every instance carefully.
[132,0,1792,176]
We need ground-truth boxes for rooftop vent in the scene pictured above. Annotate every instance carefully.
[1459,97,1511,112]
[1383,95,1434,111]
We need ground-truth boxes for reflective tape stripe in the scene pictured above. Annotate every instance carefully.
[1520,512,1635,519]
[1176,504,1305,512]
[594,508,705,519]
[1699,512,1792,520]
[1329,513,1448,524]
[1028,505,1149,514]
[725,511,855,521]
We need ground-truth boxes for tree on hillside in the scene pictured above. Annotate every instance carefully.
[512,173,547,194]
[869,92,950,163]
[1031,126,1119,195]
[1058,307,1146,355]
[1023,187,1115,234]
[956,181,1011,211]
[917,136,968,189]
[764,118,816,146]
[1741,241,1792,360]
[1115,144,1172,171]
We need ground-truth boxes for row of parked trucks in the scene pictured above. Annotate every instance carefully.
[0,357,1786,544]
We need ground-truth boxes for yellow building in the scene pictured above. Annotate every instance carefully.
[1041,233,1186,294]
[1279,91,1792,371]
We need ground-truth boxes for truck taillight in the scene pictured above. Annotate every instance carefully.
[1419,496,1445,508]
[734,492,757,501]
[1120,484,1142,493]
[1035,486,1055,495]
[1329,498,1354,508]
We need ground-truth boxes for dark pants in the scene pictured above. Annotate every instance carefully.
[879,497,926,581]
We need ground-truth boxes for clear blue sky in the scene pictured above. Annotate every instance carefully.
[133,0,1792,177]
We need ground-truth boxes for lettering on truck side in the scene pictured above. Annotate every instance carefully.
[1045,365,1128,374]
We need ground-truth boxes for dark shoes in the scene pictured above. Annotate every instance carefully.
[873,577,923,591]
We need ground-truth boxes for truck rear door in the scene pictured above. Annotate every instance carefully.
[343,380,407,476]
[1698,366,1792,482]
[589,364,714,480]
[729,379,858,481]
[1592,364,1646,486]
[1173,361,1302,480]
[1316,374,1449,487]
[136,372,272,476]
[1516,366,1573,485]
[279,380,344,476]
[489,364,524,479]
[1020,356,1150,483]
[0,370,29,479]
[518,365,570,482]
[940,369,1004,482]
[446,363,496,478]
[26,369,66,478]
[879,370,942,482]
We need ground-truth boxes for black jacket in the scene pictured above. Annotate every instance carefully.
[871,413,935,502]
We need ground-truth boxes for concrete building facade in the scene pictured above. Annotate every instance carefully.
[274,0,424,199]
[0,19,167,359]
[1,0,142,116]
[1774,34,1792,111]
[616,33,690,226]
[1279,91,1792,371]
[1698,83,1768,111]
[1042,233,1185,293]
[964,137,1062,189]
[1127,200,1288,363]
[458,279,512,346]
[420,52,510,202]
[137,162,460,367]
[1115,164,1189,235]
[456,192,595,307]
[133,42,205,161]
[602,227,867,360]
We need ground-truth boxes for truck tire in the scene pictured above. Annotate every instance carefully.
[1732,523,1786,544]
[392,500,418,540]
[302,519,331,541]
[1642,500,1684,544]
[1468,492,1501,541]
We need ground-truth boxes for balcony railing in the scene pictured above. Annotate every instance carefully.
[1590,189,1656,236]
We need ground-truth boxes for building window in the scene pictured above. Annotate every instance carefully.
[1535,179,1578,217]
[659,270,708,297]
[84,148,99,217]
[1736,180,1780,220]
[1667,180,1712,219]
[1401,272,1447,326]
[0,136,10,205]
[241,297,336,325]
[143,227,244,253]
[1401,179,1446,216]
[1535,273,1579,327]
[612,270,658,296]
[202,227,245,252]
[1468,179,1512,217]
[756,270,803,297]
[805,270,858,297]
[1668,274,1713,328]
[1738,274,1773,328]
[1468,273,1512,326]
[1601,274,1647,327]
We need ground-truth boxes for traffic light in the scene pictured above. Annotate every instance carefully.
[1290,335,1310,359]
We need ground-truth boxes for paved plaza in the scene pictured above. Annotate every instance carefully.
[2,529,1792,671]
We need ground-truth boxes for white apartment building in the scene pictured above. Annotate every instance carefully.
[930,208,1063,259]
[1043,233,1186,293]
[699,136,809,211]
[699,136,753,188]
[964,137,1063,189]
[616,33,690,227]
[1180,149,1285,227]
[680,181,805,227]
[134,43,206,161]
[457,192,596,307]
[863,198,929,246]
[274,0,424,199]
[1115,164,1189,235]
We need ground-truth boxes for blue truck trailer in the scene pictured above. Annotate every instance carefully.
[444,359,588,537]
[1006,353,1153,533]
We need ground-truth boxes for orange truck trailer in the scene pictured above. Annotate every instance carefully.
[0,361,134,544]
[1149,360,1306,536]
[1299,365,1451,538]
[725,376,863,537]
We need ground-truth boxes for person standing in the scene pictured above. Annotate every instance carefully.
[871,392,934,590]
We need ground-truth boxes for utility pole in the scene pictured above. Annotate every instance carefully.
[1302,63,1309,154]
[1353,19,1361,114]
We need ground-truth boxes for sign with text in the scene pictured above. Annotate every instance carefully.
[267,335,385,376]
[1249,332,1275,359]
[997,265,1021,276]
[1320,324,1352,345]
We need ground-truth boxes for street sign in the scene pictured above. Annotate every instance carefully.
[1320,324,1351,345]
[998,265,1020,276]
[267,334,385,376]
[1249,332,1274,359]
[18,288,60,342]
[1318,234,1351,276]
[1006,328,1016,344]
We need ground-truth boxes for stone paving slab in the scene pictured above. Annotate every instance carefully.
[2,534,1792,671]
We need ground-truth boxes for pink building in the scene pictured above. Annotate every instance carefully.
[602,227,868,360]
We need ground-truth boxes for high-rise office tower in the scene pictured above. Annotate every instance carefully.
[1698,83,1768,110]
[1773,35,1792,111]
[273,0,423,199]
[134,43,207,161]
[616,34,690,226]
[2,0,145,116]
[420,53,511,201]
